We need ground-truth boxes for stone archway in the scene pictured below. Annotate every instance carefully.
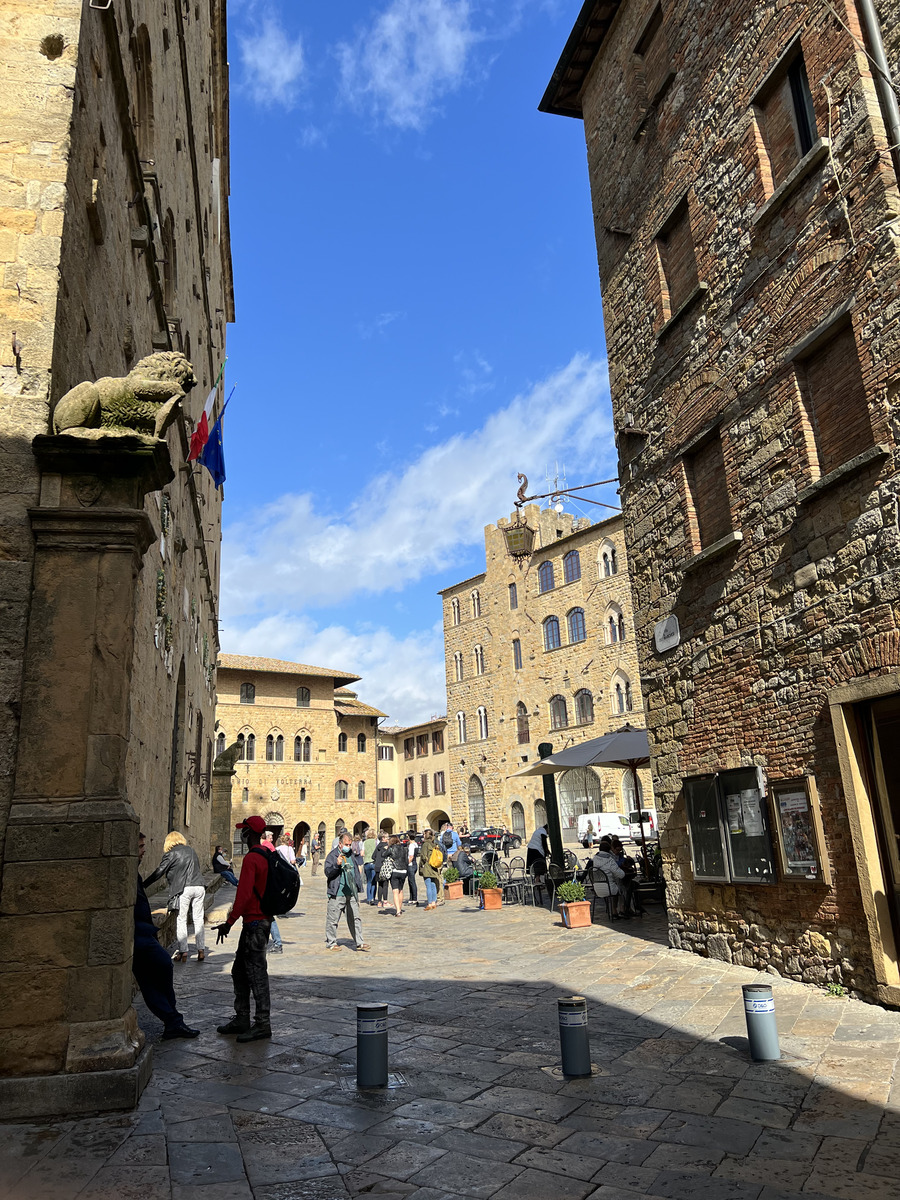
[292,820,310,849]
[265,810,285,839]
[426,808,450,832]
[510,801,526,839]
[534,799,547,828]
[379,817,395,834]
[353,819,368,837]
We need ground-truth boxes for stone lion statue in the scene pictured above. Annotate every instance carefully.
[52,352,197,439]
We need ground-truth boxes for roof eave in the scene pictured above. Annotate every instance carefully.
[539,0,622,119]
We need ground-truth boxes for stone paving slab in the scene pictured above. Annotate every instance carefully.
[3,872,900,1198]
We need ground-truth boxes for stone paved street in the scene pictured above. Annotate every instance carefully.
[3,871,900,1199]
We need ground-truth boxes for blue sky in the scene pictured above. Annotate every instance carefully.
[220,0,619,723]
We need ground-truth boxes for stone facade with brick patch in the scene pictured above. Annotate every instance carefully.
[542,1,900,1003]
[0,1,232,1106]
[440,506,652,839]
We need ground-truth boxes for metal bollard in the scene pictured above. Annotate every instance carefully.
[557,996,592,1077]
[357,1003,389,1088]
[742,983,781,1061]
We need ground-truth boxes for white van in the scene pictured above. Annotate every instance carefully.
[629,809,658,841]
[576,812,631,845]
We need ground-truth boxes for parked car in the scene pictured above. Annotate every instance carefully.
[463,826,522,851]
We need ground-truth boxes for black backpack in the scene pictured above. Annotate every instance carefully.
[248,846,300,916]
[442,831,454,849]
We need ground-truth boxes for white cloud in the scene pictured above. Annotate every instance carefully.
[223,615,446,727]
[337,0,482,131]
[239,13,305,109]
[358,311,406,340]
[222,354,612,619]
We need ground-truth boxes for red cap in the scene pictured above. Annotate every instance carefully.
[237,815,267,835]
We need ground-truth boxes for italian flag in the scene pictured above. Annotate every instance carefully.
[188,361,225,462]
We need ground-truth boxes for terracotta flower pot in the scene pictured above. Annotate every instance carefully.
[445,879,464,900]
[560,900,592,928]
[478,887,503,910]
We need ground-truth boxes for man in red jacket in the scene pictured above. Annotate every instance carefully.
[215,815,273,1042]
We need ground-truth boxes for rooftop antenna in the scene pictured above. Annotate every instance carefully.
[546,461,567,513]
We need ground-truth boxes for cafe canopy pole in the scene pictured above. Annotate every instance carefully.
[538,742,566,870]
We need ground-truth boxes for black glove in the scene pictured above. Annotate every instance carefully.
[215,923,230,944]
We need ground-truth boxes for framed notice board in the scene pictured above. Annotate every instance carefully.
[770,777,831,885]
[683,766,777,885]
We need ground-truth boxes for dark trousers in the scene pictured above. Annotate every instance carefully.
[364,861,376,902]
[217,868,239,887]
[406,865,418,903]
[133,935,183,1030]
[232,920,271,1024]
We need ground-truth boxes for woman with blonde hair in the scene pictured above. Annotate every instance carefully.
[144,831,208,962]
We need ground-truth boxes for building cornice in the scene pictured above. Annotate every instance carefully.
[539,0,623,119]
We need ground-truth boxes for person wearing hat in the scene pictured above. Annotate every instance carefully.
[214,815,274,1041]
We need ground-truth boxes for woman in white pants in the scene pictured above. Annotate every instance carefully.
[144,831,208,962]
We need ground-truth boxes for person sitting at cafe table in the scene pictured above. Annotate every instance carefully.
[456,847,476,895]
[592,837,627,918]
[610,835,644,917]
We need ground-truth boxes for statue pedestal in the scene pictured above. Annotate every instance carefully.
[0,435,174,1118]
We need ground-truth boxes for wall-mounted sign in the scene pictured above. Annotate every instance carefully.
[654,614,681,653]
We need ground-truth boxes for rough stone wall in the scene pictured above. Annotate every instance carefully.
[376,720,451,832]
[216,667,381,851]
[0,2,231,871]
[571,0,900,998]
[442,507,652,836]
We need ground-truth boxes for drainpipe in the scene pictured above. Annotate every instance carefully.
[856,0,900,185]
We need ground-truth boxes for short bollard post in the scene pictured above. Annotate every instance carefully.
[558,996,592,1077]
[357,1003,389,1088]
[742,984,781,1061]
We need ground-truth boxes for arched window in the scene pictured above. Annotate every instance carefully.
[512,639,522,670]
[237,733,245,760]
[510,800,526,838]
[241,787,248,804]
[266,734,275,761]
[509,582,518,610]
[622,771,643,811]
[471,589,481,618]
[246,733,256,762]
[543,616,561,651]
[549,695,568,730]
[297,686,310,707]
[134,25,155,163]
[162,210,177,312]
[318,821,327,838]
[477,706,489,739]
[451,597,461,625]
[454,651,463,682]
[294,735,303,761]
[240,681,255,705]
[456,711,467,744]
[468,775,486,828]
[563,550,581,583]
[215,732,225,757]
[612,673,634,714]
[575,689,594,724]
[275,734,284,762]
[338,732,347,752]
[335,818,345,838]
[358,780,366,800]
[600,539,619,577]
[606,603,624,644]
[567,607,586,644]
[300,787,306,803]
[303,735,311,762]
[335,780,348,801]
[618,614,626,642]
[538,561,555,593]
[516,701,530,744]
[474,644,485,675]
[357,733,367,753]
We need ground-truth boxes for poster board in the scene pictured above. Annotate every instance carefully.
[771,777,831,885]
[719,766,777,884]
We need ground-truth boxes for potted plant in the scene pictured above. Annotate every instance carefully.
[556,880,591,928]
[478,870,503,910]
[444,865,464,900]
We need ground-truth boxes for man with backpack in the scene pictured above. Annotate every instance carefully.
[324,829,370,951]
[214,814,299,1042]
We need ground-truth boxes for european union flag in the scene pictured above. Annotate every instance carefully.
[199,408,226,488]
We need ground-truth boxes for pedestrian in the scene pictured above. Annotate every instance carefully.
[310,832,321,876]
[133,832,199,1039]
[419,830,443,910]
[440,822,461,859]
[456,846,476,895]
[372,833,393,908]
[363,827,378,904]
[143,830,207,963]
[526,823,550,876]
[214,814,274,1041]
[324,830,370,951]
[212,844,240,888]
[388,834,408,916]
[277,836,301,887]
[501,826,511,858]
[406,833,419,907]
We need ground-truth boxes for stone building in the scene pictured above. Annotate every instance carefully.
[0,2,232,1113]
[215,656,387,854]
[376,717,451,833]
[542,1,900,1001]
[440,506,652,839]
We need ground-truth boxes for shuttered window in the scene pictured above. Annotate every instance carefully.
[798,323,872,476]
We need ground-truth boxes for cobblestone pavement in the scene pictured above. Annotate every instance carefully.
[3,870,900,1200]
